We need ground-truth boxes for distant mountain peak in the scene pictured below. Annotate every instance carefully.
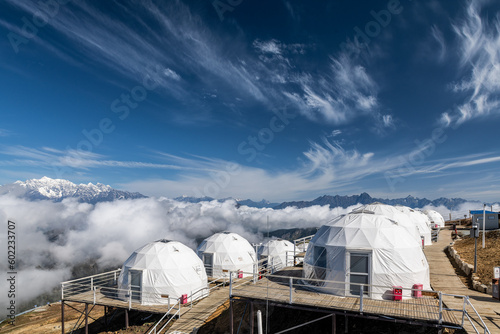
[1,177,146,204]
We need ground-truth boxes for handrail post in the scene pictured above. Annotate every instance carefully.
[93,287,96,305]
[359,285,363,314]
[90,277,93,291]
[61,284,64,300]
[438,292,443,324]
[229,272,233,297]
[289,277,293,304]
[129,288,132,310]
[461,296,467,328]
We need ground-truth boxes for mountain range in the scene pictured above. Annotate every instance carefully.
[0,176,146,204]
[0,177,487,210]
[273,193,477,210]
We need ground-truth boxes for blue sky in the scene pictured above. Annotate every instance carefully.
[0,0,500,202]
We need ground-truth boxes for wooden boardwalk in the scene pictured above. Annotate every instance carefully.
[231,268,459,326]
[424,229,500,333]
[166,286,230,333]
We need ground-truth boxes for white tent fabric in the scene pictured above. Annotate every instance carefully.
[303,212,431,300]
[197,232,257,278]
[423,209,445,228]
[258,239,295,269]
[394,205,433,246]
[118,240,208,305]
[352,203,422,246]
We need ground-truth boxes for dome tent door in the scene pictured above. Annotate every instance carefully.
[346,251,371,297]
[202,253,214,277]
[129,269,142,303]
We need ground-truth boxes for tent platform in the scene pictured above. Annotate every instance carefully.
[230,267,461,329]
[63,288,189,315]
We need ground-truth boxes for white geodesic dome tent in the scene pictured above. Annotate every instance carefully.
[423,209,445,228]
[394,206,433,246]
[196,232,257,278]
[352,203,422,246]
[303,212,431,300]
[258,239,294,269]
[118,240,208,305]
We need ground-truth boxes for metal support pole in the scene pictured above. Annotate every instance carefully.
[230,298,234,334]
[474,236,478,273]
[332,314,336,334]
[90,277,93,291]
[438,292,443,325]
[93,287,96,305]
[359,286,363,314]
[61,301,65,334]
[229,272,233,297]
[289,277,293,304]
[250,302,254,334]
[104,306,108,330]
[482,204,486,249]
[85,303,88,334]
[125,309,129,329]
[345,314,348,333]
[257,310,263,334]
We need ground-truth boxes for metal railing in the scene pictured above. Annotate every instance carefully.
[441,293,491,334]
[145,299,181,334]
[293,235,314,265]
[431,228,440,242]
[228,270,490,333]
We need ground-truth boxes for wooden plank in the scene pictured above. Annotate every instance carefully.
[231,268,461,327]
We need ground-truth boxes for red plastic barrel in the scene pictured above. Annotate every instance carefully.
[412,283,423,298]
[393,286,403,301]
[180,294,188,304]
[238,270,243,278]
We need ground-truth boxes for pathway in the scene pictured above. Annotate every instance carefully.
[424,229,500,333]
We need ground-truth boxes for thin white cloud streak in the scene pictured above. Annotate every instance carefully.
[0,146,216,172]
[283,48,379,124]
[431,25,447,62]
[441,1,500,126]
[3,0,387,128]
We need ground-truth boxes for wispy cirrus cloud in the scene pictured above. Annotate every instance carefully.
[441,0,500,126]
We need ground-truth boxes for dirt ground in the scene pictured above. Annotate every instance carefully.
[0,302,164,334]
[452,230,500,284]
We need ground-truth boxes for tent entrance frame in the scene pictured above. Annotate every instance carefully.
[128,269,142,304]
[202,252,214,277]
[345,250,371,298]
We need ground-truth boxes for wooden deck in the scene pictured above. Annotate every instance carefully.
[231,267,460,326]
[166,286,230,333]
[63,289,190,316]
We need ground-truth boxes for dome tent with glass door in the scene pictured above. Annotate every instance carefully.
[394,205,433,246]
[197,232,257,278]
[118,240,208,305]
[352,203,422,246]
[423,209,445,228]
[258,239,294,270]
[303,212,431,300]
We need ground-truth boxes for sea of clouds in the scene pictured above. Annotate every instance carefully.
[0,195,495,318]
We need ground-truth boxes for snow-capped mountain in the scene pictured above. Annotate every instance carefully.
[0,177,146,203]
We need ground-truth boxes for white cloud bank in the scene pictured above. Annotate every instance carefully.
[0,194,489,318]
